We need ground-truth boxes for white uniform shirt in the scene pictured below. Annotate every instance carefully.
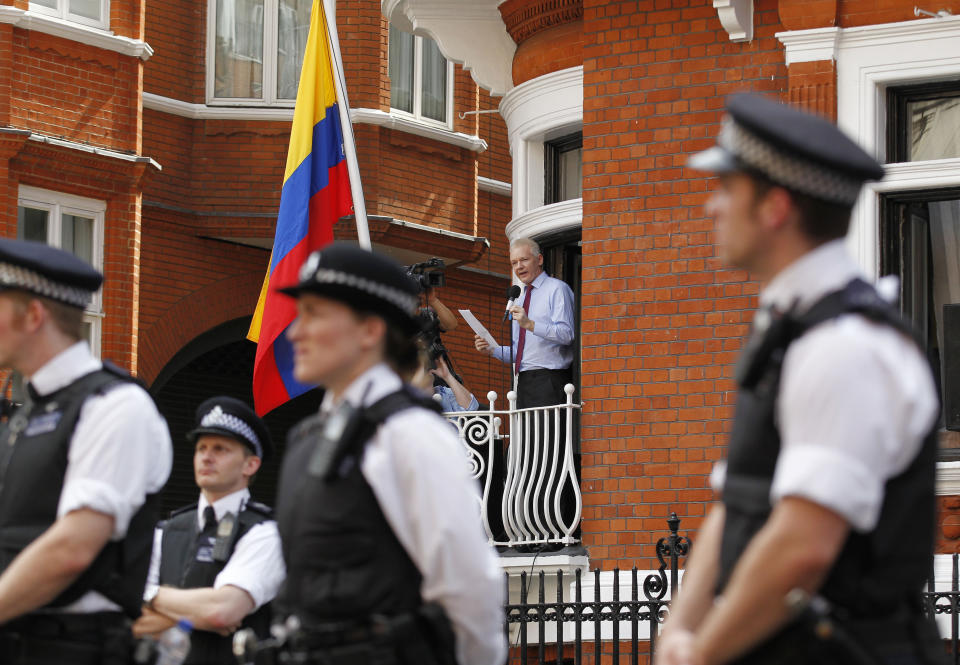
[712,240,939,532]
[318,363,506,665]
[27,341,173,613]
[144,487,286,610]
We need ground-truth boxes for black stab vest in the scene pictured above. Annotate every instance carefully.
[273,388,436,627]
[719,279,938,618]
[0,366,160,617]
[158,501,274,665]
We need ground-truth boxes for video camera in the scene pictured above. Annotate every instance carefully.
[406,257,446,292]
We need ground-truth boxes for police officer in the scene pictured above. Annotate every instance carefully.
[0,238,172,664]
[134,397,285,664]
[269,243,505,665]
[656,94,945,665]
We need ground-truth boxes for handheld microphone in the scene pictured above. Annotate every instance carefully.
[503,285,521,321]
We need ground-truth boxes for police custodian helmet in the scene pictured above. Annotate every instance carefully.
[187,396,273,461]
[278,242,421,335]
[688,93,885,206]
[0,237,102,309]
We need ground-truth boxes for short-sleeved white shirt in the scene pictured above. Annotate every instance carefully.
[143,488,286,610]
[27,342,173,612]
[712,240,939,532]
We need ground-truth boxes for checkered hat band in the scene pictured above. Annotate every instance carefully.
[200,406,263,458]
[0,262,92,308]
[307,267,418,315]
[719,120,864,205]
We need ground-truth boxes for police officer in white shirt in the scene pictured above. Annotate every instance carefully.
[0,238,172,664]
[135,396,285,665]
[656,94,945,665]
[264,243,505,665]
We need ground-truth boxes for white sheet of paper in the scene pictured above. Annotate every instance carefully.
[458,309,498,349]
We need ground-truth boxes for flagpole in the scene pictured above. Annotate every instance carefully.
[322,0,372,249]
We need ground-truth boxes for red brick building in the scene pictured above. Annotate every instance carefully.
[3,0,960,569]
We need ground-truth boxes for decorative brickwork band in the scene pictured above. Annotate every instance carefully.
[499,0,583,46]
[787,60,837,122]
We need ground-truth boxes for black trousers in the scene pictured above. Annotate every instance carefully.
[514,368,575,543]
[516,368,572,409]
[0,612,133,665]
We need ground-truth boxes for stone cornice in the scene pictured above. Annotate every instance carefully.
[0,6,153,60]
[498,0,583,45]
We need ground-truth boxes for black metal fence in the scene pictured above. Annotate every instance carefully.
[506,514,960,665]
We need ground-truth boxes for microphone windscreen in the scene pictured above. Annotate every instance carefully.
[508,285,521,299]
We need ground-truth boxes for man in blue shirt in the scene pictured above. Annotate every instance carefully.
[474,237,576,547]
[475,236,575,409]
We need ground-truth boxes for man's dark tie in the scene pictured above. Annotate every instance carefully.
[514,284,534,375]
[201,506,218,539]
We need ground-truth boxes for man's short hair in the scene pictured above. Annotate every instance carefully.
[510,237,541,257]
[748,171,853,244]
[7,290,85,341]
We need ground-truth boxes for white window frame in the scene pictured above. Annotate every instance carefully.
[28,0,109,30]
[16,185,105,357]
[389,28,455,130]
[206,0,308,107]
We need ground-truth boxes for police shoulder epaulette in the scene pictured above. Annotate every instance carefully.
[99,359,147,390]
[244,501,273,518]
[168,504,196,519]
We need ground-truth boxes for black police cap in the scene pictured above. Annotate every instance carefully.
[689,93,885,205]
[277,242,420,334]
[0,237,102,308]
[187,396,272,461]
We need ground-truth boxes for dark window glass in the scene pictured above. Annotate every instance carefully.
[887,81,960,162]
[545,133,583,204]
[881,192,960,456]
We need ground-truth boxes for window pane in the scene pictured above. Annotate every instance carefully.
[69,0,100,20]
[81,319,93,346]
[61,214,94,264]
[214,0,264,99]
[30,0,57,10]
[420,36,447,122]
[907,96,960,161]
[276,0,311,100]
[558,147,583,201]
[17,206,49,244]
[389,25,414,114]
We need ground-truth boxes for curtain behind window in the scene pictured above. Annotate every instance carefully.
[420,36,446,121]
[215,0,264,99]
[389,25,414,114]
[277,0,311,100]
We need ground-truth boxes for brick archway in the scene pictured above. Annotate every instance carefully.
[138,270,264,386]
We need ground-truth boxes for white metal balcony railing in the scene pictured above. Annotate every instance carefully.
[441,383,583,548]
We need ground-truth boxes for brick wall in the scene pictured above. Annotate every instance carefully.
[579,0,787,567]
[144,0,205,103]
[10,29,140,153]
[137,0,513,397]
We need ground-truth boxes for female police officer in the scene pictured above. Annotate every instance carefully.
[269,243,505,665]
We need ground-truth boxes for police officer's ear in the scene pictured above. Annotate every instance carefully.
[242,454,262,481]
[356,313,388,353]
[756,185,796,233]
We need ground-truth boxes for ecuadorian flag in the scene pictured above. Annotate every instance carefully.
[247,0,352,415]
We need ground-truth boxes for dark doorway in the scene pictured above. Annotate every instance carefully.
[150,318,321,515]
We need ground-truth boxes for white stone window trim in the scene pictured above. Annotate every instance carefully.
[505,198,582,243]
[499,66,583,220]
[0,6,152,60]
[142,93,488,153]
[17,185,105,357]
[388,29,456,131]
[28,0,108,31]
[205,0,306,107]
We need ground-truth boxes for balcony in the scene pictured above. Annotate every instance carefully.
[442,383,582,549]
